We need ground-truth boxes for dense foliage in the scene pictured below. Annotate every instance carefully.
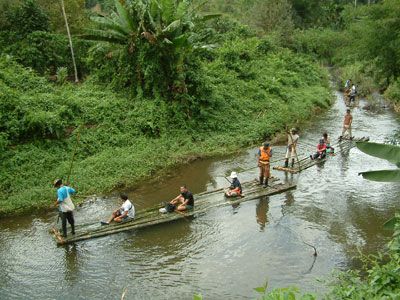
[0,25,331,214]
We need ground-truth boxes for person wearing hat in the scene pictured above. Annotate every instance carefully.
[310,139,327,160]
[54,179,76,238]
[339,108,353,141]
[284,128,299,168]
[257,142,272,187]
[225,171,243,197]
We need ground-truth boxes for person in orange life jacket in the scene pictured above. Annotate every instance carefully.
[310,139,327,160]
[257,142,272,188]
[54,179,76,238]
[225,171,242,197]
[284,128,299,168]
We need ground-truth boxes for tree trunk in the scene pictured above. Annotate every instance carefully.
[60,0,79,83]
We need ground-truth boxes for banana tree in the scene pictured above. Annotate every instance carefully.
[85,0,218,99]
[356,141,400,182]
[356,141,400,229]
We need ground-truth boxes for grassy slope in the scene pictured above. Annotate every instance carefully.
[0,38,332,216]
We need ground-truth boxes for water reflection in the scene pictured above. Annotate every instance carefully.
[256,197,269,231]
[64,244,80,283]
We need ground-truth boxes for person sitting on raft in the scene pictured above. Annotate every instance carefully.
[169,185,194,211]
[101,194,135,225]
[225,171,243,197]
[310,139,327,160]
[322,132,334,154]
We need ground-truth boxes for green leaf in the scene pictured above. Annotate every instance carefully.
[358,169,400,182]
[383,216,399,230]
[193,294,202,300]
[254,286,266,294]
[356,142,400,165]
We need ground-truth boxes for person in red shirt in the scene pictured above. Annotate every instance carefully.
[310,139,327,160]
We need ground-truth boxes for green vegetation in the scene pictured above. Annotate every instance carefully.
[0,1,331,215]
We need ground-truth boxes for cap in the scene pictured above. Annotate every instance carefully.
[230,171,238,179]
[263,142,270,147]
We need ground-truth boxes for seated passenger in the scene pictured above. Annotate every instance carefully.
[169,185,194,212]
[310,139,327,160]
[322,132,335,154]
[225,171,243,197]
[101,194,135,225]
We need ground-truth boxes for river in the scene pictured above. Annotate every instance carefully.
[0,92,399,299]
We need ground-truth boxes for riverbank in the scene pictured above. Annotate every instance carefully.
[0,39,332,217]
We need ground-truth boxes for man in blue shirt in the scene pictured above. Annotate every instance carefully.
[54,179,77,238]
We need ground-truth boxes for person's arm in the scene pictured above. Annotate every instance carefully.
[68,187,76,195]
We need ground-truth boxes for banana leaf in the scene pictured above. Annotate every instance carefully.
[383,216,399,230]
[358,169,400,182]
[356,142,400,165]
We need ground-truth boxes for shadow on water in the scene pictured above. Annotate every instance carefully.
[0,92,399,299]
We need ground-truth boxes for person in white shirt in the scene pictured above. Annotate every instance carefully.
[101,194,135,225]
[284,128,299,168]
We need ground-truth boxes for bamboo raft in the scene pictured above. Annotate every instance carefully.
[273,136,369,174]
[52,178,296,245]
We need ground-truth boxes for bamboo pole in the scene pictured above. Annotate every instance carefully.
[60,0,79,83]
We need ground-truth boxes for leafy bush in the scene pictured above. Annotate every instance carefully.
[385,79,400,107]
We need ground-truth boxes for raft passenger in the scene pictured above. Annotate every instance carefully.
[284,128,299,168]
[169,185,194,211]
[339,109,353,141]
[101,194,135,225]
[225,171,242,197]
[310,139,327,160]
[54,179,76,238]
[257,142,272,188]
[322,132,334,154]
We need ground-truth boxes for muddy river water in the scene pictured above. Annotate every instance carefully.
[0,92,399,299]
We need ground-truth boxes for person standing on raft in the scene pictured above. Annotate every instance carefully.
[257,142,272,188]
[225,171,243,197]
[54,179,76,238]
[284,128,299,168]
[339,108,353,141]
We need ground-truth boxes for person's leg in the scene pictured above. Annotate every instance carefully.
[259,165,264,185]
[284,147,289,167]
[263,164,270,187]
[107,210,119,224]
[66,211,75,234]
[341,126,347,138]
[177,204,187,211]
[61,212,67,237]
[349,126,352,139]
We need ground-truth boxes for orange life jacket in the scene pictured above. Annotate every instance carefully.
[259,146,271,162]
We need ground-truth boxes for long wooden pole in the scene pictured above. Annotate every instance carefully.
[67,126,81,183]
[60,0,79,83]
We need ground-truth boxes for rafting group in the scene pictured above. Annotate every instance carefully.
[53,108,354,238]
